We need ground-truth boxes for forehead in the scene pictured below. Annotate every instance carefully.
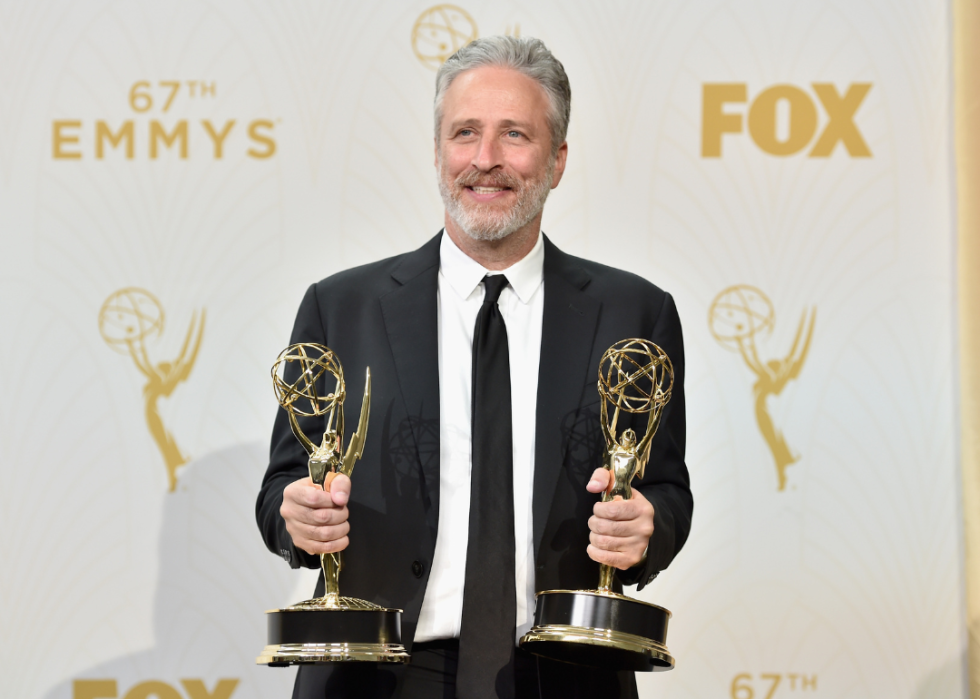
[441,65,550,126]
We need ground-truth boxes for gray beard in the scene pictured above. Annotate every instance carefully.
[438,161,554,242]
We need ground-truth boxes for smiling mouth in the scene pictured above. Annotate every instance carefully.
[469,186,509,194]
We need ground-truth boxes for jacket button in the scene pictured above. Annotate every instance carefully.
[412,560,424,578]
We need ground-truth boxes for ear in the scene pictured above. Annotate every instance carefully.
[550,140,568,189]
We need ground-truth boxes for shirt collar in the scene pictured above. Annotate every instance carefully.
[439,229,545,304]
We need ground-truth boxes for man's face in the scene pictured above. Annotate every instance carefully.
[436,65,567,241]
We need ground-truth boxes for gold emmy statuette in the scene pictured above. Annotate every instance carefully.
[257,343,409,666]
[520,339,676,672]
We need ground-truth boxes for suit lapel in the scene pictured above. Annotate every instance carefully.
[379,233,601,553]
[379,233,442,530]
[532,237,601,554]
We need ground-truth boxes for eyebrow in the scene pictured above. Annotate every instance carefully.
[498,119,532,129]
[447,117,535,131]
[448,118,482,130]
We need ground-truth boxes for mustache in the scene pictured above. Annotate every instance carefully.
[454,170,521,190]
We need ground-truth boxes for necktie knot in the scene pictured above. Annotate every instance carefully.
[483,274,509,307]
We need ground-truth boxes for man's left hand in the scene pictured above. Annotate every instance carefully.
[585,467,654,570]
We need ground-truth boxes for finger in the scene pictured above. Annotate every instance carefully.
[586,544,638,571]
[285,479,334,509]
[588,514,634,537]
[286,518,346,544]
[298,534,350,556]
[307,519,351,545]
[318,535,349,554]
[328,473,352,507]
[281,489,349,524]
[304,505,350,527]
[593,492,654,522]
[589,531,631,552]
[593,498,641,521]
[286,518,350,554]
[586,468,610,494]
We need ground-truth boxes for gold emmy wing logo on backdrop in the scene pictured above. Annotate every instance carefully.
[411,5,521,70]
[53,80,277,160]
[709,285,816,491]
[98,288,206,492]
[412,5,479,70]
[702,83,872,158]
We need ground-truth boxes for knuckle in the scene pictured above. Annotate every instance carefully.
[324,536,349,554]
[586,544,604,564]
[312,520,350,544]
[312,524,334,542]
[602,551,624,568]
[592,534,616,551]
[315,505,346,525]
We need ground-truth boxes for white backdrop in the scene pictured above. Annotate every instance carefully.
[0,1,963,698]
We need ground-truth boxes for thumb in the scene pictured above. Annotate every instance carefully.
[325,472,351,507]
[586,467,610,494]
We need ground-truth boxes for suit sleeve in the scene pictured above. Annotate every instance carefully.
[255,283,329,570]
[620,291,693,590]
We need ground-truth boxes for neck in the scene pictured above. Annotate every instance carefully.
[443,213,542,270]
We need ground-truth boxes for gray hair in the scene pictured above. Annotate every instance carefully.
[434,35,571,156]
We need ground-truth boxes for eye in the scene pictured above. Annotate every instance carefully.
[507,130,521,138]
[458,128,474,137]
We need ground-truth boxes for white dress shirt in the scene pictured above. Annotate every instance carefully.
[414,230,545,643]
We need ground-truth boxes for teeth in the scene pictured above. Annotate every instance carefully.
[471,186,504,193]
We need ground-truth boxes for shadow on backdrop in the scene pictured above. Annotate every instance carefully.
[44,442,298,699]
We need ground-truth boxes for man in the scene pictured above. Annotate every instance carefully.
[256,36,691,699]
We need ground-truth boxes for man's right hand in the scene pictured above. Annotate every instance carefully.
[280,473,351,556]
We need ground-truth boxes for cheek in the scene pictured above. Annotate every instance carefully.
[440,150,472,179]
[510,151,551,181]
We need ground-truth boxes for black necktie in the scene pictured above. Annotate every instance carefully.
[457,274,517,699]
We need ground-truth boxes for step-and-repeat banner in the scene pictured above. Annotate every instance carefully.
[0,1,966,698]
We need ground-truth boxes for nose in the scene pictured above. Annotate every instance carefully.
[473,134,502,172]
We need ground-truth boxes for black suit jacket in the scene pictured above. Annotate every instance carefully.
[256,233,692,696]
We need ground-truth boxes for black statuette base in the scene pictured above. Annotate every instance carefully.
[257,606,409,665]
[519,590,674,672]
